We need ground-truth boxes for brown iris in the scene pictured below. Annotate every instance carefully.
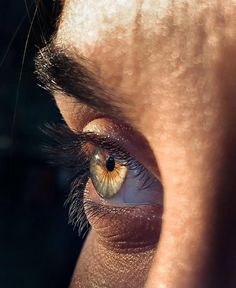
[90,149,127,199]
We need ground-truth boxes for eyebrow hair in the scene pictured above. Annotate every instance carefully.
[34,42,126,120]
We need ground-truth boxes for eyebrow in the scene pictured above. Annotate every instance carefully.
[34,42,126,120]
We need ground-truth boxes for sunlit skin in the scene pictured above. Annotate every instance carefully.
[47,1,236,287]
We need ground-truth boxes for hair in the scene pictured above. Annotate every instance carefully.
[34,0,64,46]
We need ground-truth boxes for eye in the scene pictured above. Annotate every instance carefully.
[43,123,163,241]
[89,148,163,206]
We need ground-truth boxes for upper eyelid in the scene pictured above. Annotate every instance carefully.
[43,123,132,166]
[43,122,160,182]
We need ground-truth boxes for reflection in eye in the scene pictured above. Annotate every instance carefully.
[44,123,162,234]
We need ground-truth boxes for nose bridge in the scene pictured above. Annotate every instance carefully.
[146,108,236,287]
[209,135,236,287]
[210,38,236,286]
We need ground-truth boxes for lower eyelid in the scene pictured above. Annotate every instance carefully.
[83,196,163,251]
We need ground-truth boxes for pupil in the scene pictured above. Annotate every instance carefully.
[106,156,115,172]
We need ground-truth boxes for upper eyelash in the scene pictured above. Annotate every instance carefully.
[42,123,155,235]
[43,123,132,165]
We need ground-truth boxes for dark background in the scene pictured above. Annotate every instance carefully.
[0,1,83,287]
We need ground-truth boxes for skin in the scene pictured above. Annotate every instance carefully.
[50,1,236,287]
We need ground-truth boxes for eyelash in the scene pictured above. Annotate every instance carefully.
[43,123,154,236]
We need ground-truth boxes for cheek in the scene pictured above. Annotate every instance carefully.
[70,184,162,288]
[70,231,156,288]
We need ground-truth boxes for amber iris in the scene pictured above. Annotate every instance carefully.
[90,149,127,199]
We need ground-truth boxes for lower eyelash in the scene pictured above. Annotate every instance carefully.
[65,174,90,236]
[42,123,91,235]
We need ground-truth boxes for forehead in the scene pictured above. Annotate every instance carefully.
[57,2,189,107]
[56,1,168,126]
[54,0,234,144]
[57,0,167,53]
[55,0,165,88]
[58,0,138,50]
